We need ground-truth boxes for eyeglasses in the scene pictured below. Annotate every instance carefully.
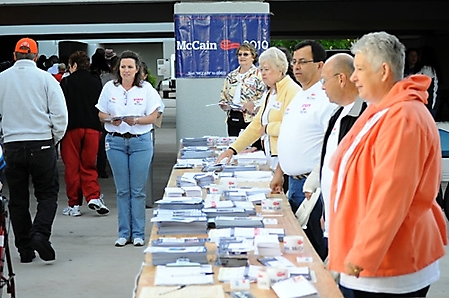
[320,73,341,85]
[291,59,314,66]
[238,53,250,57]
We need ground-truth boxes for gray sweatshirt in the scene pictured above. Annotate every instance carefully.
[0,59,68,143]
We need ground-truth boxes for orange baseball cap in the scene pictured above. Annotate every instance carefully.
[15,38,38,54]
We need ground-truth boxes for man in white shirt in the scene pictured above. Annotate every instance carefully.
[303,54,366,270]
[270,40,336,260]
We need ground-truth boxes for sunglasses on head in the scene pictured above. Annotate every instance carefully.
[238,53,250,57]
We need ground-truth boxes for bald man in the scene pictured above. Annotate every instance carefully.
[302,53,367,260]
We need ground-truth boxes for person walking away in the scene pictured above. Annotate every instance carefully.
[0,38,68,263]
[60,51,109,217]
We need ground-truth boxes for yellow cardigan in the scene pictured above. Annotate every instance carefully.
[230,75,301,156]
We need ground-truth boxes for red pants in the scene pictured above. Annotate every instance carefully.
[60,128,101,207]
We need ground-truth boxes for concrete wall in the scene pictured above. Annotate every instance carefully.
[174,1,269,143]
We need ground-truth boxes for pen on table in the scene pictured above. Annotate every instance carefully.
[159,285,186,295]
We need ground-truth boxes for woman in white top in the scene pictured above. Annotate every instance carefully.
[96,51,161,247]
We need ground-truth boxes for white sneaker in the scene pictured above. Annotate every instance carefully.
[115,238,129,247]
[88,194,109,215]
[62,205,81,217]
[133,238,144,247]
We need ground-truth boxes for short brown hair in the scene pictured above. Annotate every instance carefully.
[235,43,259,64]
[68,51,90,70]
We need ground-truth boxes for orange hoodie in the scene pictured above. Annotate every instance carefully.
[328,74,447,277]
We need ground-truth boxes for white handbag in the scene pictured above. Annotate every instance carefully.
[295,187,321,229]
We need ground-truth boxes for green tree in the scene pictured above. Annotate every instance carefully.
[271,39,356,52]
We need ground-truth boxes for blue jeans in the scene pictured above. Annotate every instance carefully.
[288,176,306,213]
[105,132,153,240]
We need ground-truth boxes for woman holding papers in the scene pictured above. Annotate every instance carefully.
[96,50,161,247]
[219,43,266,149]
[217,47,301,171]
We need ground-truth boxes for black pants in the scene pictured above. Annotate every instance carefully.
[4,140,59,254]
[227,111,262,150]
[303,194,327,261]
[340,285,430,298]
[96,127,108,176]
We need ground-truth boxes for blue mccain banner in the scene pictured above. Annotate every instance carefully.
[174,14,270,78]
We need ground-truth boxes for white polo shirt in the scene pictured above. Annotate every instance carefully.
[96,80,161,134]
[277,81,337,176]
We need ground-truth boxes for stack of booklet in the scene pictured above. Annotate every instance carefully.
[214,216,264,229]
[208,227,286,243]
[155,197,204,210]
[222,189,247,201]
[203,201,256,218]
[164,187,185,197]
[254,234,282,256]
[221,165,258,173]
[181,186,203,197]
[144,245,208,265]
[180,146,214,159]
[181,137,208,147]
[236,150,267,165]
[176,173,216,189]
[151,209,208,235]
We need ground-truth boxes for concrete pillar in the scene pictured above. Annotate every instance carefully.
[174,1,270,146]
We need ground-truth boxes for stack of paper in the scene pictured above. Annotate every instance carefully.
[154,265,214,286]
[155,197,203,210]
[222,165,258,173]
[271,276,317,298]
[236,150,267,165]
[208,227,285,243]
[194,173,216,187]
[255,234,282,256]
[181,137,208,147]
[214,216,264,229]
[234,171,273,181]
[216,239,253,267]
[182,186,202,197]
[217,266,261,282]
[144,246,208,265]
[151,211,208,235]
[222,190,247,201]
[151,237,208,247]
[180,146,214,159]
[164,187,185,197]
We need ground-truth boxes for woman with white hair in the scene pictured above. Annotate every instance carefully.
[328,31,447,297]
[216,46,301,170]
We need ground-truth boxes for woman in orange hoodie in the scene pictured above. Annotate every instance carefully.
[328,31,447,297]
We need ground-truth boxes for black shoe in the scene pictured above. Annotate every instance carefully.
[31,233,56,261]
[20,250,36,263]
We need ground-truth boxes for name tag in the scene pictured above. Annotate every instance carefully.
[272,101,282,111]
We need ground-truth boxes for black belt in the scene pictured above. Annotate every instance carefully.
[291,173,310,180]
[109,132,141,139]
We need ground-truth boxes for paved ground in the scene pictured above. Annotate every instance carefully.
[1,106,448,297]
